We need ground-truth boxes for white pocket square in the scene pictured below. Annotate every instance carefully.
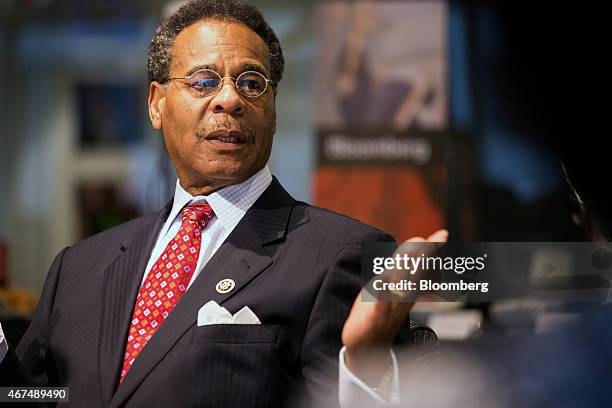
[197,300,261,326]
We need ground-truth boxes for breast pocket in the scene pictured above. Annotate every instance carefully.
[191,324,280,345]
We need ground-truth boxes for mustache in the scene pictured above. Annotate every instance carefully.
[195,118,256,144]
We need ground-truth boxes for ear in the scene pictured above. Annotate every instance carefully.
[148,81,166,130]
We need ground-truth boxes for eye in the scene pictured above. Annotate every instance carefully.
[191,78,219,90]
[236,72,267,97]
[188,70,221,94]
[240,78,262,90]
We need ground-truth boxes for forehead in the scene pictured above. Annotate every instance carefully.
[170,19,270,76]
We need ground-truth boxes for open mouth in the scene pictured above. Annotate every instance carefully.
[206,131,247,145]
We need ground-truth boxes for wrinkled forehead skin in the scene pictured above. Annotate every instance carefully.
[170,18,272,79]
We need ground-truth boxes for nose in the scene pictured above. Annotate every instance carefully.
[208,79,246,115]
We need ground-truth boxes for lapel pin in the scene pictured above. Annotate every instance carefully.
[216,278,235,294]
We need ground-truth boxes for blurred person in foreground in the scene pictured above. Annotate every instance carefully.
[385,143,612,408]
[0,1,444,406]
[377,0,611,402]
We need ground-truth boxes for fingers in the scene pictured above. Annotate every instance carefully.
[427,229,448,242]
[404,229,448,244]
[370,229,450,298]
[428,229,448,251]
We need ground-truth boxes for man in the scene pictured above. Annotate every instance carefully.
[0,1,445,406]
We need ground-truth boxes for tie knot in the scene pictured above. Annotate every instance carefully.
[181,203,214,227]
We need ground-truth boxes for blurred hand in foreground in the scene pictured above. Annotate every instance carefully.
[342,229,448,387]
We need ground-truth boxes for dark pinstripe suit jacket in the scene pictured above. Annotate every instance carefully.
[1,178,396,407]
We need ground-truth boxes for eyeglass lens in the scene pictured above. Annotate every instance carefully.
[188,70,267,98]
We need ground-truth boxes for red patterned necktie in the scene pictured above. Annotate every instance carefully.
[119,203,215,383]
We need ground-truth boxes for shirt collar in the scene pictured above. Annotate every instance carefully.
[162,165,273,236]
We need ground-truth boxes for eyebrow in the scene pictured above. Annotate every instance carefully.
[239,63,268,77]
[183,62,269,78]
[183,64,217,77]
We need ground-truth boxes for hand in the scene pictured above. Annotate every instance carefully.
[341,229,449,386]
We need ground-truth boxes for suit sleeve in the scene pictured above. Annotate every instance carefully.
[300,230,395,406]
[0,247,68,386]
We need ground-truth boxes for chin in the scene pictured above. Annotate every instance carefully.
[196,161,254,184]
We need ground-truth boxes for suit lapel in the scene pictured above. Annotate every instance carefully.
[109,178,294,408]
[98,203,171,407]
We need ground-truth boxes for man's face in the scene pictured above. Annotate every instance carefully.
[149,19,276,194]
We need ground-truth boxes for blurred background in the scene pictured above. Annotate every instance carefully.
[0,0,598,348]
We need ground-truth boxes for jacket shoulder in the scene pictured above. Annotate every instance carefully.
[68,210,162,254]
[291,201,396,245]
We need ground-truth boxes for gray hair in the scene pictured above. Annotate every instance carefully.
[146,0,284,85]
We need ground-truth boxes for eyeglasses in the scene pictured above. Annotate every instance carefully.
[166,69,272,98]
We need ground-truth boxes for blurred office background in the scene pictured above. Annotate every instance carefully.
[0,0,592,344]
